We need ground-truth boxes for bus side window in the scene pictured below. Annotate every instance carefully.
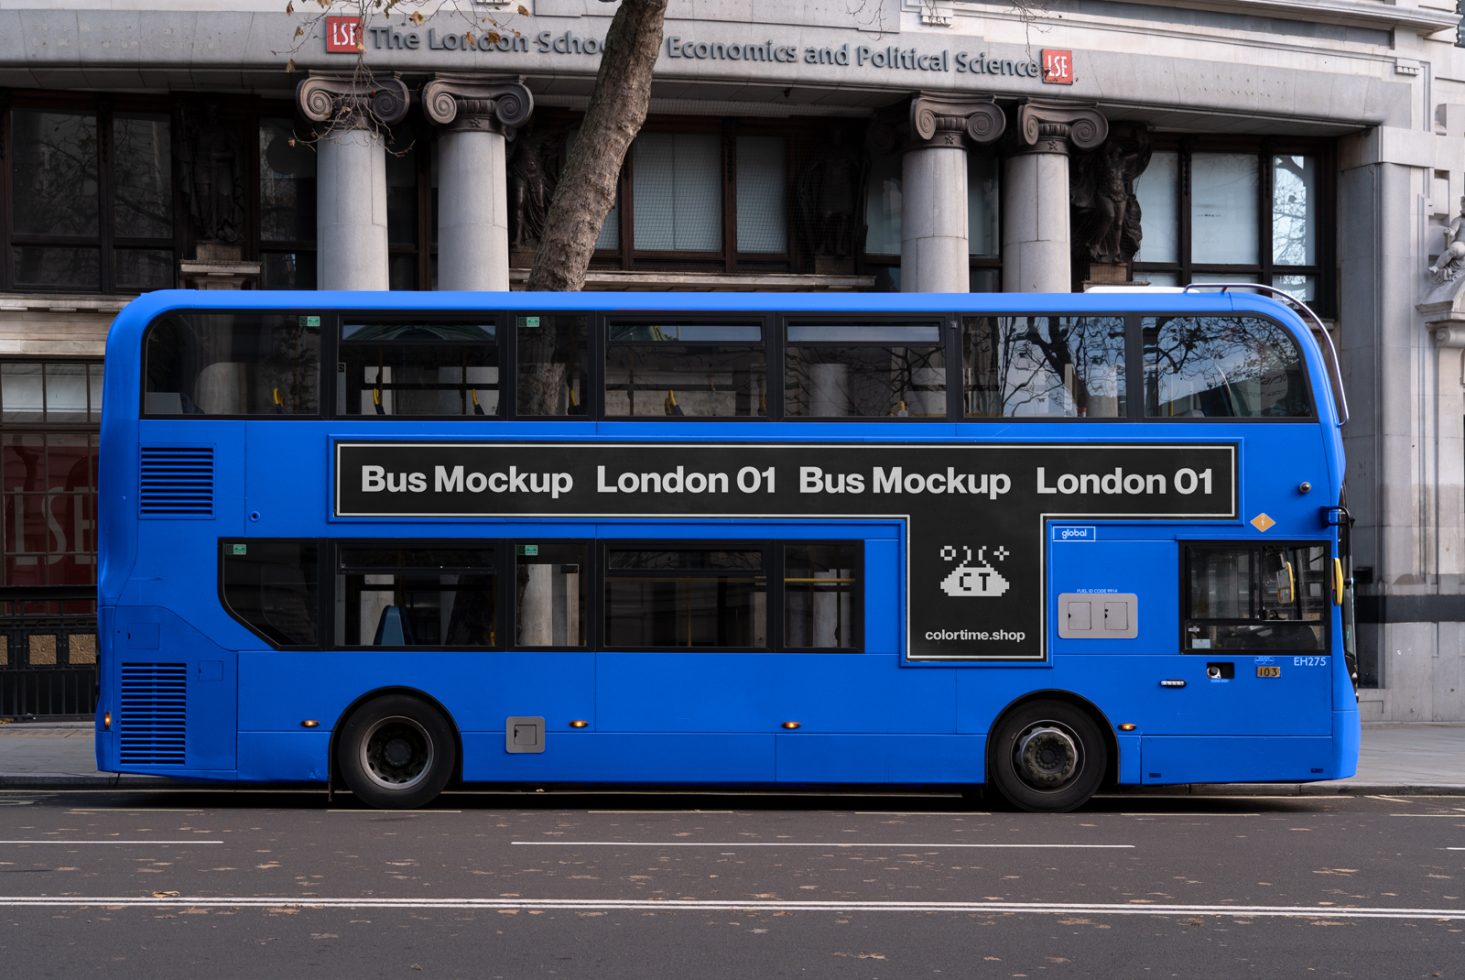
[518,314,590,417]
[338,321,500,418]
[1182,542,1328,652]
[961,315,1125,419]
[1143,315,1313,419]
[785,322,944,419]
[220,541,320,647]
[604,320,766,419]
[144,313,320,416]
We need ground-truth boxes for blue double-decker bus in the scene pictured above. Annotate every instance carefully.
[96,288,1358,810]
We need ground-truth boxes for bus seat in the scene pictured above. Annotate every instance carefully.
[373,605,411,646]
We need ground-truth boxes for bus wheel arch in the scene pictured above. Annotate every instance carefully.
[331,689,461,809]
[985,692,1116,812]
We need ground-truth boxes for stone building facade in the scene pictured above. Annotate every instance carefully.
[0,0,1462,719]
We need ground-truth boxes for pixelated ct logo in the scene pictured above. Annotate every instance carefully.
[938,544,1010,598]
[1041,49,1074,85]
[326,16,364,54]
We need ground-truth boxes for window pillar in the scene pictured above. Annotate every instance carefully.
[423,75,534,291]
[899,94,1005,293]
[1002,100,1107,293]
[296,73,410,290]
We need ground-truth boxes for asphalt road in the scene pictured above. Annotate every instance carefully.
[0,789,1461,979]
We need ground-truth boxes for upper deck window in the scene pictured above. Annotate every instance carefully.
[605,320,766,418]
[517,314,589,417]
[143,313,320,416]
[339,321,499,417]
[1143,315,1312,418]
[785,322,945,418]
[962,316,1125,419]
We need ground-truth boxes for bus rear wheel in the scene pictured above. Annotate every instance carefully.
[988,701,1105,812]
[337,696,456,809]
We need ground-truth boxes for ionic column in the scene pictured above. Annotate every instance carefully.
[297,73,411,290]
[900,94,1006,293]
[422,75,533,292]
[1003,100,1107,293]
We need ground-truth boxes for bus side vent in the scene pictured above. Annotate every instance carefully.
[118,663,187,766]
[139,447,215,518]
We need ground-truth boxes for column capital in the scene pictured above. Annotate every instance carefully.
[297,72,410,131]
[1013,100,1107,155]
[423,75,534,137]
[908,93,1006,148]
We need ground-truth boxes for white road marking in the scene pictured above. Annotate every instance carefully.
[1120,813,1260,818]
[511,840,1132,849]
[0,840,222,845]
[0,896,1460,920]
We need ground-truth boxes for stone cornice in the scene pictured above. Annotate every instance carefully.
[1059,0,1460,36]
[297,72,410,130]
[422,75,533,137]
[1013,100,1107,156]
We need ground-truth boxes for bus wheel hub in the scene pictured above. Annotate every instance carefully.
[1016,725,1079,787]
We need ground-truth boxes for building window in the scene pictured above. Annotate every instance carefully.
[258,116,317,289]
[0,360,101,587]
[2,103,174,293]
[591,121,793,273]
[1133,142,1331,312]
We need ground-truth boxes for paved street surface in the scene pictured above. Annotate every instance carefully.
[0,789,1461,978]
[6,721,1465,792]
[1,722,1462,977]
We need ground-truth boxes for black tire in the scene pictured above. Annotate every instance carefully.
[988,700,1106,812]
[336,695,456,809]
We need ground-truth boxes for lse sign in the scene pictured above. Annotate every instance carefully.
[325,16,363,53]
[1041,49,1074,85]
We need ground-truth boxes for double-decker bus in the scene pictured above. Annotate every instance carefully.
[96,288,1358,810]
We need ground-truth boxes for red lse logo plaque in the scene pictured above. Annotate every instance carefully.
[1041,49,1074,85]
[326,16,363,53]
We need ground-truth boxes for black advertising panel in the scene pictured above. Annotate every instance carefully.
[334,442,1236,662]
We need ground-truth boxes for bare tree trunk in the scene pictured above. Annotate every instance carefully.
[526,0,667,292]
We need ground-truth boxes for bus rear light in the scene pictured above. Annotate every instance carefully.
[103,711,111,730]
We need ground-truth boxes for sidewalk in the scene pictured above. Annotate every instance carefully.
[1,721,1462,794]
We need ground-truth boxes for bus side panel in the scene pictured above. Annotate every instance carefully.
[462,733,776,783]
[237,648,597,774]
[1139,734,1349,784]
[774,734,981,783]
[100,606,238,775]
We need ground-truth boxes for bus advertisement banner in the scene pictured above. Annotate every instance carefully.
[334,441,1237,662]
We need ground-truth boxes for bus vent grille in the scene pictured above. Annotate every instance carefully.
[118,663,187,766]
[139,447,214,518]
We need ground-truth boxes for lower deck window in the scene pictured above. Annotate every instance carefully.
[220,537,863,652]
[336,544,498,647]
[1183,542,1327,652]
[605,547,768,649]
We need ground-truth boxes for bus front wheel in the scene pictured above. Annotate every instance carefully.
[336,696,456,809]
[988,701,1105,812]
